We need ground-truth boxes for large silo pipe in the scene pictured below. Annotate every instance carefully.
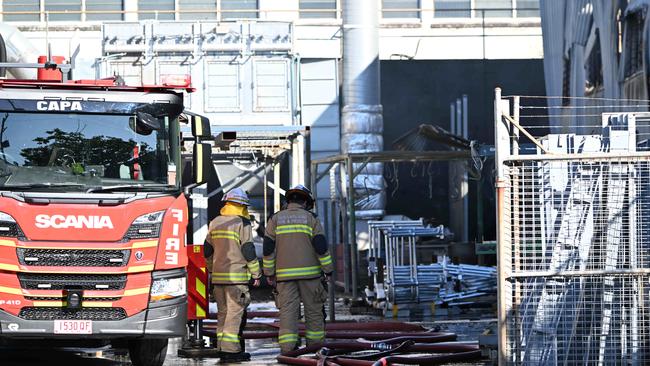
[0,23,40,79]
[342,0,385,219]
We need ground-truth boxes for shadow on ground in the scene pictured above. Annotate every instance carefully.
[0,348,126,366]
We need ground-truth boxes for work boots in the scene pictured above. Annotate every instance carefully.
[219,351,251,363]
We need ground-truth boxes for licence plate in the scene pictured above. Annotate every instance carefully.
[53,320,92,334]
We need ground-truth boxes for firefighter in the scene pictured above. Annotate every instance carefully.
[204,188,261,363]
[263,184,334,353]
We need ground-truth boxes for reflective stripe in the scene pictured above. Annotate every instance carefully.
[247,261,260,272]
[211,235,239,241]
[0,286,22,295]
[210,230,240,242]
[0,239,15,247]
[195,116,203,137]
[127,264,154,273]
[217,332,223,340]
[263,259,275,268]
[196,277,206,299]
[278,333,299,343]
[123,287,151,296]
[196,304,206,318]
[221,339,240,344]
[277,266,321,274]
[132,240,158,249]
[319,255,332,266]
[220,332,240,343]
[276,265,321,279]
[276,230,313,236]
[212,272,250,281]
[305,330,325,340]
[276,224,313,236]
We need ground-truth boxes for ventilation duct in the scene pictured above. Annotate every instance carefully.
[342,0,385,219]
[0,23,39,79]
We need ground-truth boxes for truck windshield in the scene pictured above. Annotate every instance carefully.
[0,112,176,191]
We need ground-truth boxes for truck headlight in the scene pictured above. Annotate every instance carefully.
[133,211,165,224]
[150,276,186,302]
[0,212,16,223]
[125,210,165,239]
[0,211,23,238]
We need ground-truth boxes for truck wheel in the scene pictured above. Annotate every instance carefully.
[128,338,168,366]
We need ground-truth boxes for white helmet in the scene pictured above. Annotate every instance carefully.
[222,188,250,206]
[286,184,314,209]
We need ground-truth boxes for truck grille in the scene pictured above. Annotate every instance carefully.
[18,273,127,290]
[25,296,122,302]
[17,248,130,267]
[124,223,161,239]
[19,307,127,321]
[0,222,25,238]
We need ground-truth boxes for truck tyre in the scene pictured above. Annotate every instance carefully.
[128,338,168,366]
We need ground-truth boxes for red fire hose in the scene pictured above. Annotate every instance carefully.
[204,318,426,332]
[263,321,426,332]
[283,341,476,357]
[368,351,483,365]
[203,325,432,338]
[317,341,416,360]
[207,311,282,319]
[277,350,482,366]
[238,331,457,341]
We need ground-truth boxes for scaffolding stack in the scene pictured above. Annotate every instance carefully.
[496,92,650,365]
[367,221,496,308]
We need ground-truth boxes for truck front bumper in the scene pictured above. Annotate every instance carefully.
[0,297,187,339]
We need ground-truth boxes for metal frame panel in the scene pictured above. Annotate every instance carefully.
[203,59,242,113]
[252,57,290,112]
[156,59,192,107]
[105,60,144,86]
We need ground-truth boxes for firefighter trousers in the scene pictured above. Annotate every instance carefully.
[213,284,250,353]
[276,278,327,353]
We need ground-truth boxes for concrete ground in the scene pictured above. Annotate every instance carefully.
[0,337,279,366]
[1,331,492,366]
[0,289,497,366]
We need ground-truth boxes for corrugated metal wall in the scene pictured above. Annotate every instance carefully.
[540,0,638,133]
[540,0,565,130]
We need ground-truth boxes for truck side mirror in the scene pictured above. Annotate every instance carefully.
[190,114,211,139]
[135,112,161,135]
[193,143,212,184]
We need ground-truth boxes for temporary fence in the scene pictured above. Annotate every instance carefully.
[496,90,650,365]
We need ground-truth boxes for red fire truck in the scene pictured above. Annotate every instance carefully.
[0,71,210,366]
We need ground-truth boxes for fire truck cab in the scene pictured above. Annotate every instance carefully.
[0,77,210,366]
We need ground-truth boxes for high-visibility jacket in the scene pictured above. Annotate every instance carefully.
[204,214,261,285]
[263,203,333,282]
